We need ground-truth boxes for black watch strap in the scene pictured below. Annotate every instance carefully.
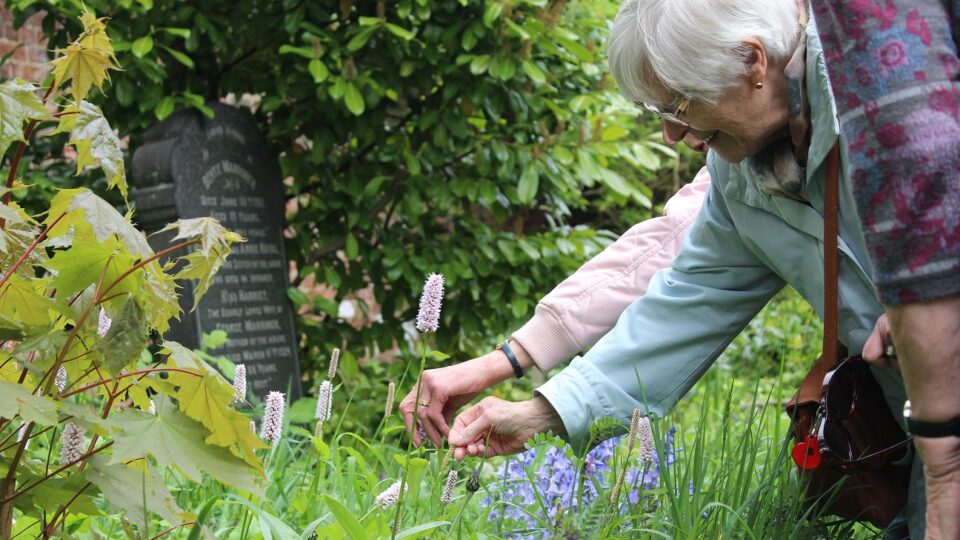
[497,340,524,379]
[906,416,960,438]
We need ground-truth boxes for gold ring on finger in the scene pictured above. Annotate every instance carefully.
[417,399,431,408]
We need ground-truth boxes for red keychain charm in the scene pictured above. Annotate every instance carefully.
[792,434,822,470]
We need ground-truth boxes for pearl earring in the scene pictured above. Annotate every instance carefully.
[754,81,764,89]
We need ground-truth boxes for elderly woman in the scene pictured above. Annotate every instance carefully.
[436,0,927,535]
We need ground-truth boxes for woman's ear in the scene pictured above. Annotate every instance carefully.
[742,38,769,87]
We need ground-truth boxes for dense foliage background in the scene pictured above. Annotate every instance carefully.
[6,0,706,386]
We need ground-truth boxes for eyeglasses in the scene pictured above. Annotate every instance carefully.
[814,357,911,470]
[638,97,690,127]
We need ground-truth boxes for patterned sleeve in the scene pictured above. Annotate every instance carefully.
[810,0,960,304]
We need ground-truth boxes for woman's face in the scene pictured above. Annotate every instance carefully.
[655,40,792,163]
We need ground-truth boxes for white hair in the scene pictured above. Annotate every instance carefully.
[609,0,802,106]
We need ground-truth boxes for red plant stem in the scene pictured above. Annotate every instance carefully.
[0,212,67,290]
[60,367,201,399]
[0,442,112,504]
[149,522,196,540]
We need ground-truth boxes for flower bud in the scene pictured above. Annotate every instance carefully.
[327,348,340,379]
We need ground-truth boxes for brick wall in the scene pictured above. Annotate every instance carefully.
[0,8,49,82]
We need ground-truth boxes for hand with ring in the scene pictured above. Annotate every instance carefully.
[399,343,535,447]
[862,314,899,371]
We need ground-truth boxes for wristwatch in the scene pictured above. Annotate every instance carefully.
[902,400,960,438]
[496,339,524,379]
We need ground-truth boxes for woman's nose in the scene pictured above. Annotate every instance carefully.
[661,120,688,146]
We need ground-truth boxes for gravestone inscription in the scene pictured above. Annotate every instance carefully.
[131,103,302,399]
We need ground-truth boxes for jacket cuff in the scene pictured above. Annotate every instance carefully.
[512,305,582,374]
[534,359,611,455]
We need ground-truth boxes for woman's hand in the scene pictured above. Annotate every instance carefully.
[447,396,565,460]
[862,314,898,370]
[400,341,537,448]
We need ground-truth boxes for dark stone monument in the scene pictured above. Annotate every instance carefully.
[131,103,302,399]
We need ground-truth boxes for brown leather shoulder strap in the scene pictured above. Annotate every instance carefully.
[823,142,841,367]
[785,142,843,411]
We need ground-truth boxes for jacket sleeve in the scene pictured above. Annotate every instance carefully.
[512,167,710,373]
[534,179,785,452]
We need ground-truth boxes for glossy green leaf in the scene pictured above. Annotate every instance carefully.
[385,23,415,41]
[154,95,175,119]
[308,58,328,82]
[344,83,365,116]
[517,163,539,204]
[158,43,194,68]
[483,2,503,27]
[347,25,377,52]
[131,36,153,57]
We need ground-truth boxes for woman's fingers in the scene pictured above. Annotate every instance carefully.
[398,393,417,443]
[863,314,897,369]
[449,398,498,447]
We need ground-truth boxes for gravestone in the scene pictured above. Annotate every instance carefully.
[131,103,302,400]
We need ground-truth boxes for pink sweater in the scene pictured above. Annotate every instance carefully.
[512,167,710,373]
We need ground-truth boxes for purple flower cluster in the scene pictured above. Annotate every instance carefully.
[481,427,678,539]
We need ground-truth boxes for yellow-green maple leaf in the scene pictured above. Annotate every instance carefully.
[44,189,152,257]
[158,217,245,308]
[0,79,52,159]
[78,11,116,63]
[50,44,114,102]
[42,235,141,302]
[0,274,52,326]
[162,341,267,472]
[55,101,127,199]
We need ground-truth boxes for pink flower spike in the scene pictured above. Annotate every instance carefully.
[260,391,285,444]
[55,366,67,393]
[638,416,654,464]
[441,470,458,504]
[59,423,85,466]
[415,273,444,333]
[375,480,404,509]
[232,364,247,404]
[316,380,333,421]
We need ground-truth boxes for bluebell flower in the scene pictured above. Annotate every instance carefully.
[481,426,678,539]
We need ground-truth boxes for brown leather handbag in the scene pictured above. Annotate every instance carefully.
[782,144,912,528]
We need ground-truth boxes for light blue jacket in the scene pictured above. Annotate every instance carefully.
[536,19,909,454]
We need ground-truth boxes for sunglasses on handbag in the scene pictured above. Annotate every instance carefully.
[793,356,911,471]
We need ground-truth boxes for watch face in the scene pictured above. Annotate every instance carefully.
[903,399,912,419]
